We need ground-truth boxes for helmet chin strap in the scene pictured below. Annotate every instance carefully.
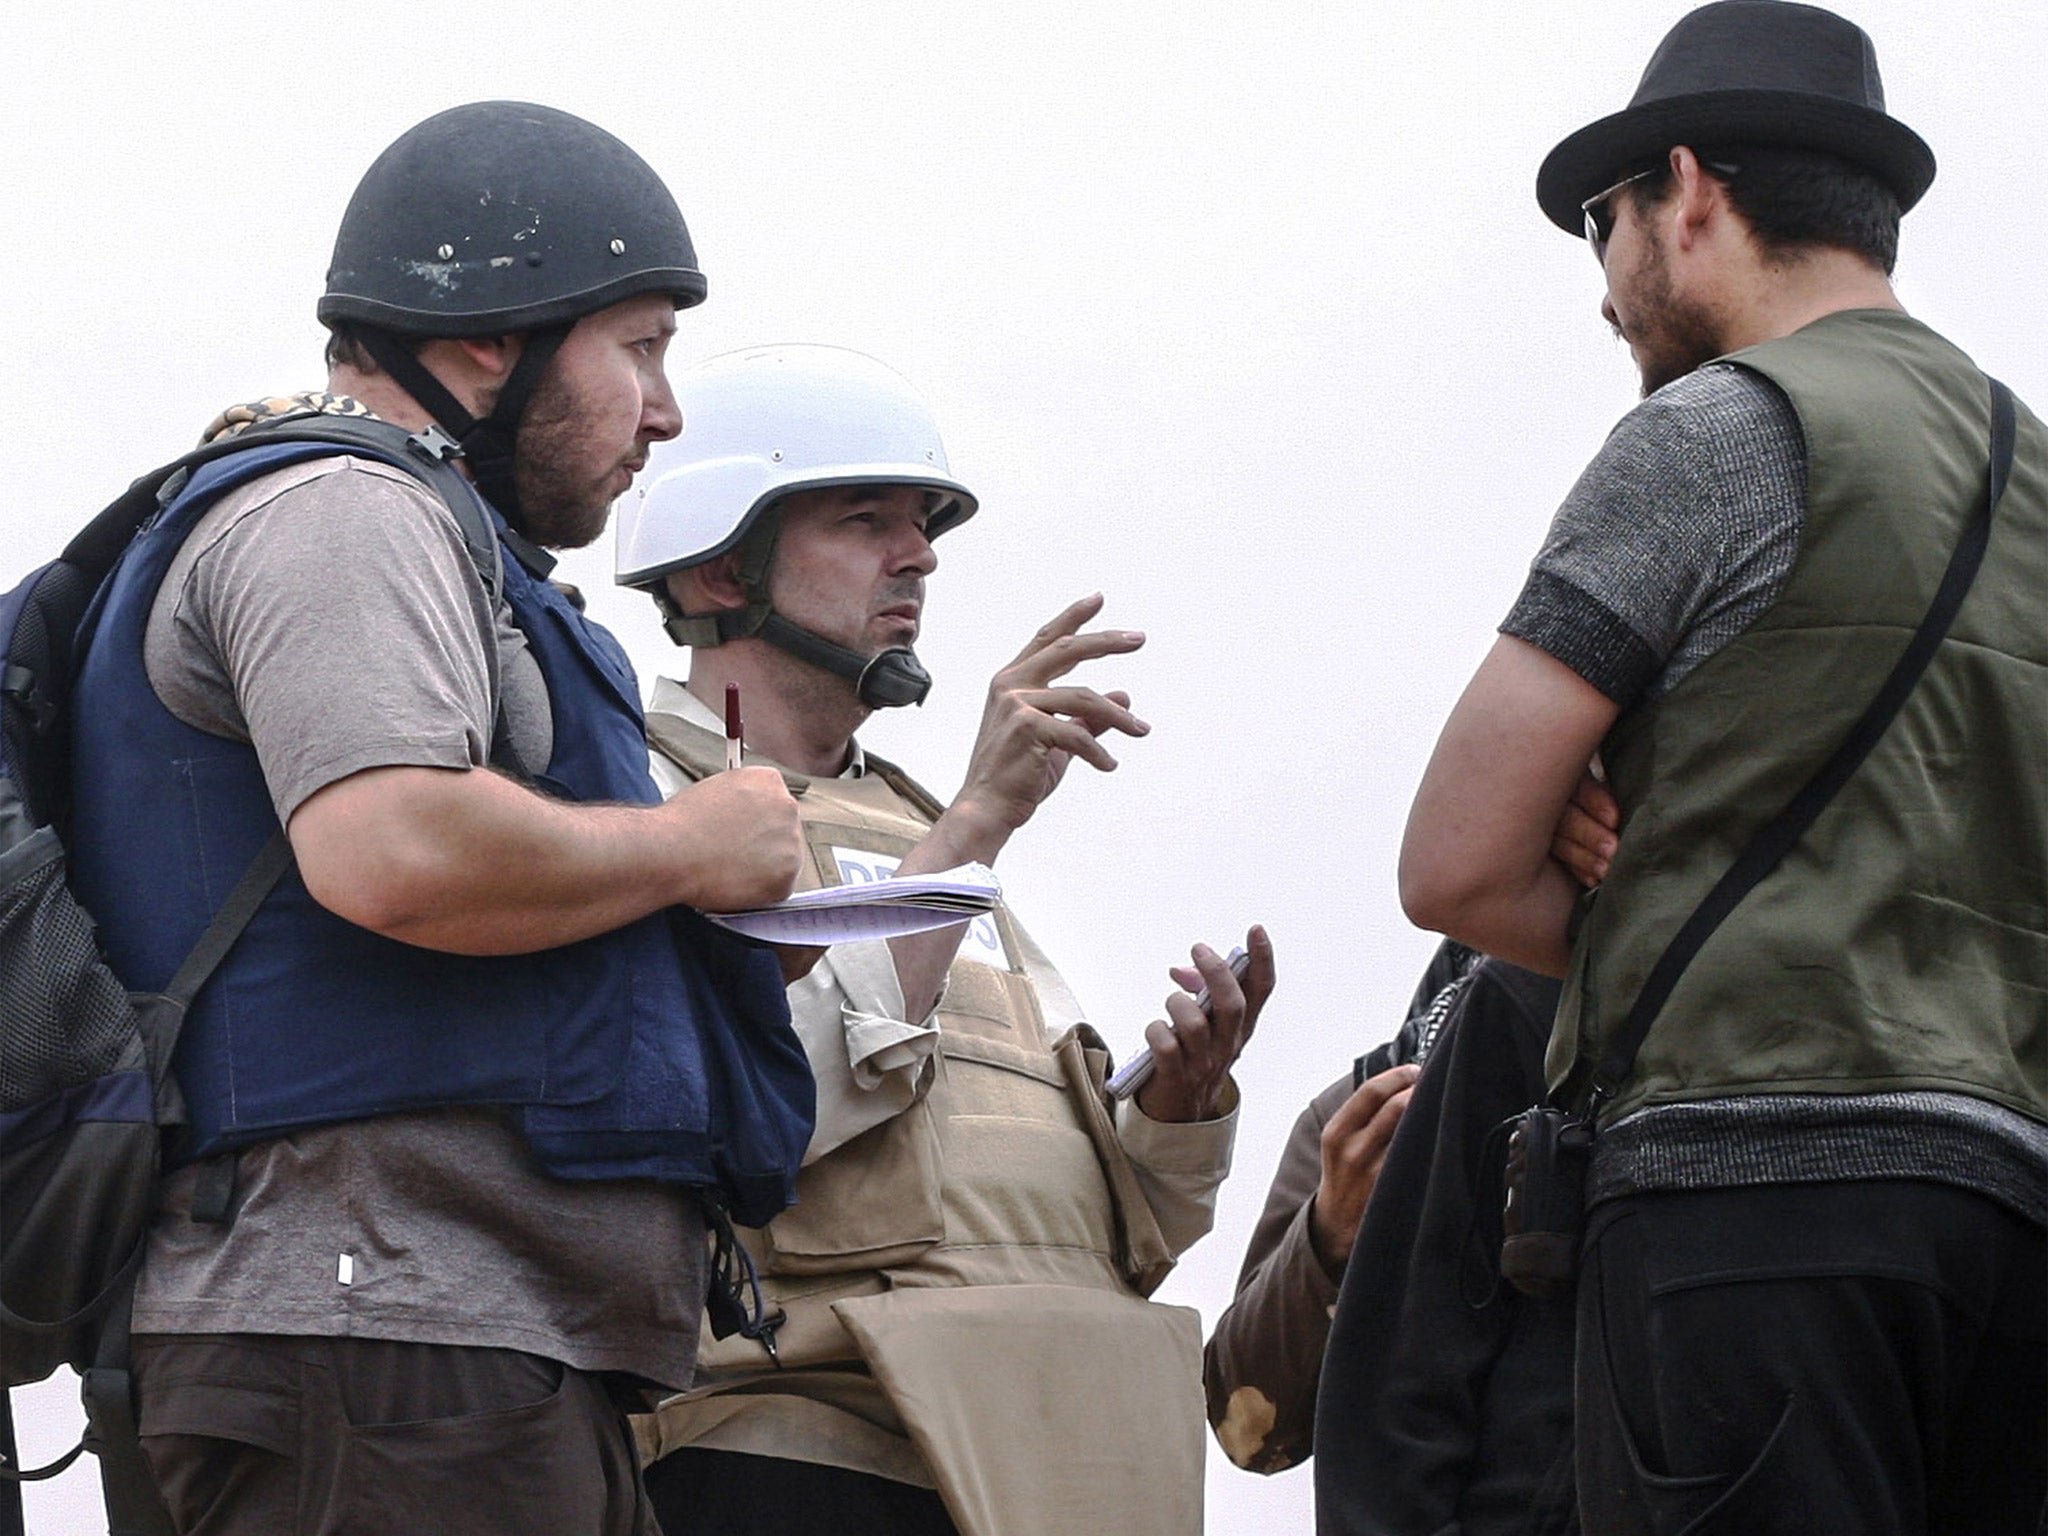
[651,509,931,708]
[755,612,931,709]
[655,593,930,709]
[361,327,569,532]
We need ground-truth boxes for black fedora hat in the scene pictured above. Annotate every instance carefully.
[1536,1,1935,235]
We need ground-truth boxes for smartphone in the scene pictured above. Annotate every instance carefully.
[1105,945,1252,1100]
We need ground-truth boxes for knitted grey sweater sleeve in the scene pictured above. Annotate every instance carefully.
[1500,362,1806,709]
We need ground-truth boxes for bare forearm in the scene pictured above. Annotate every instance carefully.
[1402,856,1580,978]
[291,763,797,954]
[1401,636,1618,978]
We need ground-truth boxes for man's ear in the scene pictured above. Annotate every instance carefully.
[667,556,750,615]
[453,333,522,380]
[1667,145,1724,251]
[412,333,523,416]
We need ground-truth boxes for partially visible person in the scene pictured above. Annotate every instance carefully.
[614,344,1270,1536]
[1202,944,1471,1472]
[1312,951,1574,1536]
[70,105,811,1536]
[1206,937,1576,1532]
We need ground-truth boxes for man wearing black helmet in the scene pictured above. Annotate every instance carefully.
[67,104,812,1535]
[1400,4,2046,1531]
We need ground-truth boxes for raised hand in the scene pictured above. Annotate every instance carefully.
[945,593,1150,851]
[1309,1063,1421,1274]
[1136,925,1276,1123]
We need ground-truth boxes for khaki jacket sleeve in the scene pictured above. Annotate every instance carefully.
[1202,1075,1353,1473]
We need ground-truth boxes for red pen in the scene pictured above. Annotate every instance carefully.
[724,682,744,772]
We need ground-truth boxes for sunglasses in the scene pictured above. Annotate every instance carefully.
[1581,161,1742,264]
[1580,168,1661,261]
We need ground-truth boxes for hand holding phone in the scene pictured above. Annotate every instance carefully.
[1105,945,1252,1099]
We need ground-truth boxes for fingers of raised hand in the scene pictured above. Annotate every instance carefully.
[1185,942,1244,1020]
[1324,1063,1421,1139]
[1141,1014,1186,1073]
[1032,713,1124,774]
[1148,999,1217,1094]
[1008,594,1108,668]
[999,623,1147,691]
[1012,686,1150,740]
[1241,925,1276,1014]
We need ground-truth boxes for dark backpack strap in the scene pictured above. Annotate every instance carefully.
[155,832,294,1224]
[230,417,504,607]
[1566,378,2017,1115]
[161,830,294,1015]
[64,416,502,608]
[81,1283,172,1536]
[0,1393,28,1536]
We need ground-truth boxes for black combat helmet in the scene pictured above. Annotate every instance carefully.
[318,102,703,528]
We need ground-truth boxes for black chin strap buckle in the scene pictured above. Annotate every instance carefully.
[855,647,931,709]
[752,612,932,709]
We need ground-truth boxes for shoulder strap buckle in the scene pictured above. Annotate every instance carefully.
[407,424,466,463]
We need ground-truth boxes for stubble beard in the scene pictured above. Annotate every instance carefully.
[512,368,622,550]
[1624,234,1727,398]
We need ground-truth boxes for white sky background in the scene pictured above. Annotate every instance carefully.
[6,2,2045,1530]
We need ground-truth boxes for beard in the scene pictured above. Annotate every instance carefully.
[1617,232,1726,397]
[511,367,619,550]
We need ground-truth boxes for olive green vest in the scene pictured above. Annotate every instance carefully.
[1550,310,2048,1128]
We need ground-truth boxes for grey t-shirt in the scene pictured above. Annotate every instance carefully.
[1502,361,1805,708]
[1501,364,2048,1223]
[144,453,551,813]
[132,454,704,1390]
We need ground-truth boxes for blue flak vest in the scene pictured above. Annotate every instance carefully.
[67,441,813,1225]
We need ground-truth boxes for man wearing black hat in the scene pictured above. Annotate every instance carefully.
[1400,3,2047,1531]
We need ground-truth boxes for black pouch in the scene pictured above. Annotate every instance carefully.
[1500,1106,1593,1299]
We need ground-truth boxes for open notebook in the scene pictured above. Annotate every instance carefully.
[706,863,1001,944]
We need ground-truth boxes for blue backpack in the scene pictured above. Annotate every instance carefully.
[0,416,488,1536]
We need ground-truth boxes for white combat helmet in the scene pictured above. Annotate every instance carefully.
[614,344,976,588]
[615,344,978,708]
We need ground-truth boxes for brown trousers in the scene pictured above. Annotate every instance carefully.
[134,1334,655,1536]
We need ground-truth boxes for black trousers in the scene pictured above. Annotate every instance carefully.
[1577,1180,2047,1536]
[645,1447,958,1536]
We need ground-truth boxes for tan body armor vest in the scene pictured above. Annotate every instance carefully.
[643,709,1205,1536]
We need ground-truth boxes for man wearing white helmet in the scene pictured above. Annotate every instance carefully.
[616,344,1271,1536]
